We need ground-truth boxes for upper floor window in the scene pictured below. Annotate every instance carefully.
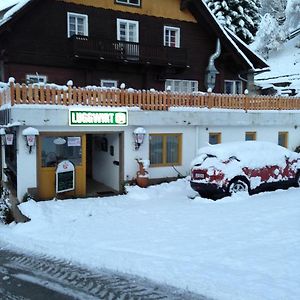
[224,80,243,94]
[165,79,198,93]
[26,74,47,84]
[116,0,141,7]
[117,19,139,42]
[164,26,180,48]
[67,12,88,38]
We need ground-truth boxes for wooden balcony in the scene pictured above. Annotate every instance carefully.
[69,35,188,68]
[1,81,300,111]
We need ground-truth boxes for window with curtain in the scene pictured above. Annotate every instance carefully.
[149,134,182,166]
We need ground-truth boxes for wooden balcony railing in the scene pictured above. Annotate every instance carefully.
[1,81,300,111]
[70,35,188,68]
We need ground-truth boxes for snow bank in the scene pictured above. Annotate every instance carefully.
[0,179,300,300]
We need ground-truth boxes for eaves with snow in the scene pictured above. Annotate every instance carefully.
[254,35,300,97]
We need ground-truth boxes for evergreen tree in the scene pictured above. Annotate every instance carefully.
[205,0,262,44]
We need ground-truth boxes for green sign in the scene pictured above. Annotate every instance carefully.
[69,109,128,126]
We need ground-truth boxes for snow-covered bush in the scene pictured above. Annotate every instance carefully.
[250,13,286,58]
[0,188,12,224]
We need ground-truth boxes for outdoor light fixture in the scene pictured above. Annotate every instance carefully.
[22,127,39,154]
[133,127,146,150]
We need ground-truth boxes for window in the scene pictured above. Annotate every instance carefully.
[164,26,180,48]
[26,74,47,84]
[101,80,118,88]
[209,132,221,145]
[224,80,243,94]
[278,132,288,148]
[117,19,139,42]
[165,79,198,93]
[116,0,141,6]
[41,136,82,167]
[149,134,182,166]
[67,12,88,38]
[245,132,256,141]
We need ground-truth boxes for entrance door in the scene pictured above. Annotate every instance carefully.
[86,133,123,196]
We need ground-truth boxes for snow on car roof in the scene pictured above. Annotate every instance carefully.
[192,141,297,169]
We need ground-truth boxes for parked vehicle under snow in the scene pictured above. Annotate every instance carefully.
[190,141,300,199]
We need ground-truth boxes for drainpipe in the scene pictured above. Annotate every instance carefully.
[205,39,221,91]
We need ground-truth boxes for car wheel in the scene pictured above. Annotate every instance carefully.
[228,179,249,195]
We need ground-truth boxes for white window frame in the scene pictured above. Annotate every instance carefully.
[116,0,141,7]
[117,19,139,43]
[67,12,89,38]
[165,79,198,93]
[26,74,47,84]
[164,26,180,48]
[101,80,118,88]
[224,80,243,94]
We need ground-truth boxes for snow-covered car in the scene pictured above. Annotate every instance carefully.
[190,141,300,199]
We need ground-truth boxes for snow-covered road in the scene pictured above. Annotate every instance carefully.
[0,179,299,300]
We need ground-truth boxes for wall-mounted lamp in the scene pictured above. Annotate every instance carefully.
[133,127,146,150]
[22,127,39,153]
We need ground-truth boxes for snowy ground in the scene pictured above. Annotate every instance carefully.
[0,179,300,300]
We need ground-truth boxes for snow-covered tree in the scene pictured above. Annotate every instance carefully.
[205,0,262,44]
[283,0,300,33]
[250,13,286,58]
[260,0,287,23]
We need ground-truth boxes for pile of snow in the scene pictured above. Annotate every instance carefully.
[0,179,300,300]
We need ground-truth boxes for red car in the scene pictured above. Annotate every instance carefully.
[190,141,300,199]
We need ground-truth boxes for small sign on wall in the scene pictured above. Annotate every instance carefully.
[5,134,14,145]
[56,160,75,193]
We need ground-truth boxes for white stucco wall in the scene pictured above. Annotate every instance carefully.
[16,129,37,202]
[5,106,300,201]
[92,133,120,191]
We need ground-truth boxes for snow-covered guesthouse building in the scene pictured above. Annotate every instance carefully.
[1,81,300,202]
[0,0,268,94]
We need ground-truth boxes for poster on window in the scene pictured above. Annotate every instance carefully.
[68,137,81,147]
[5,134,14,145]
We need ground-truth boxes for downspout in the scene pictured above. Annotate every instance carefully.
[205,39,221,91]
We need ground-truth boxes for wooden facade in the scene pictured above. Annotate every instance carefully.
[0,0,268,92]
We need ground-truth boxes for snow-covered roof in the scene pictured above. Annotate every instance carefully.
[255,37,300,96]
[0,0,31,27]
[0,0,19,12]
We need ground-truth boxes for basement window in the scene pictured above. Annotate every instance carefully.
[26,74,47,84]
[165,79,198,93]
[224,80,243,94]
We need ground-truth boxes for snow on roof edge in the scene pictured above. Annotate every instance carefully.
[224,27,269,67]
[0,0,31,28]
